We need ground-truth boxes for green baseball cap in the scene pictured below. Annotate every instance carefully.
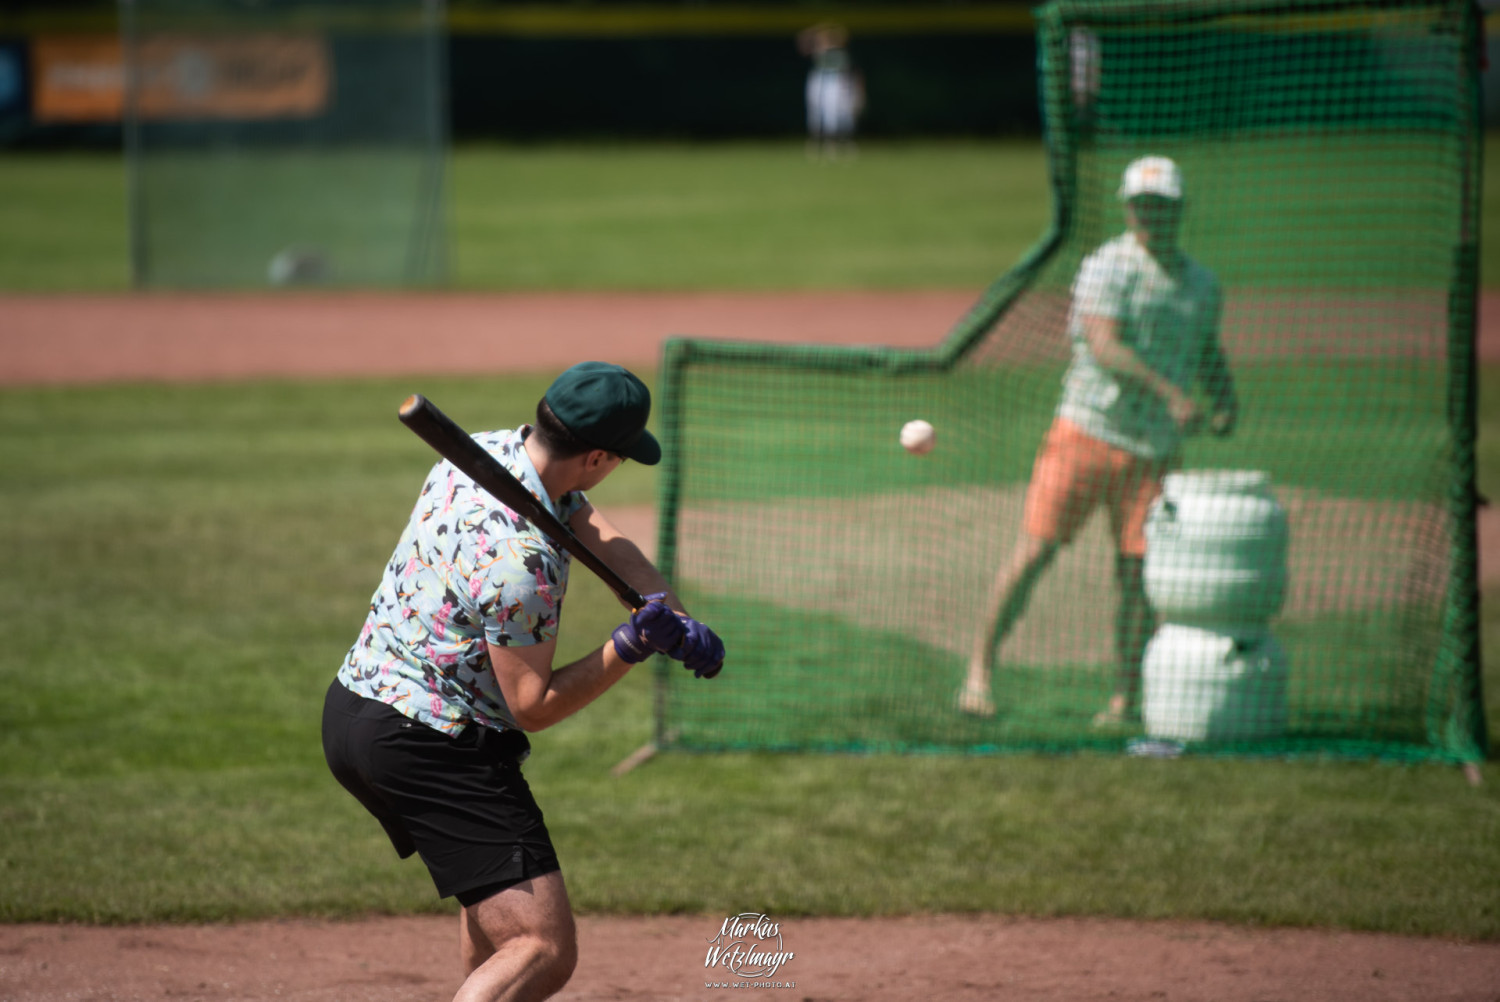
[544,361,661,465]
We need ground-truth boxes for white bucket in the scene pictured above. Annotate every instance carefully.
[1142,624,1289,742]
[1144,469,1288,634]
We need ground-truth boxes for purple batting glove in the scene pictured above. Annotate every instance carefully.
[674,617,725,679]
[611,593,686,664]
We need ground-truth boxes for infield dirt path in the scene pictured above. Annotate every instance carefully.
[3,913,1498,1002]
[1,288,1496,1000]
[6,288,1500,385]
[0,290,967,385]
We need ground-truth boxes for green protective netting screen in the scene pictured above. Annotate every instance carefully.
[122,0,446,289]
[655,0,1486,763]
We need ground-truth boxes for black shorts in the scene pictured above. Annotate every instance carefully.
[321,679,561,907]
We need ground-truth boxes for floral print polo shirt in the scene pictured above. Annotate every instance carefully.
[336,426,588,735]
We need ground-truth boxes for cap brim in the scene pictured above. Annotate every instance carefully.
[623,430,662,466]
[1121,187,1183,201]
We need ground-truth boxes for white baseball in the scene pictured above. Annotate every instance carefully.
[899,419,935,455]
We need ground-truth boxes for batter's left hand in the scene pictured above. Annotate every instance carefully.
[611,594,685,664]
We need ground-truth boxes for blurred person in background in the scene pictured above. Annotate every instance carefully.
[798,22,864,159]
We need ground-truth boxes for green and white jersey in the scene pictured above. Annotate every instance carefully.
[1057,232,1222,460]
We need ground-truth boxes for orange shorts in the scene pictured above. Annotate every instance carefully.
[1022,417,1171,557]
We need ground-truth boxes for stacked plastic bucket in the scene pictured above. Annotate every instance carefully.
[1140,470,1290,743]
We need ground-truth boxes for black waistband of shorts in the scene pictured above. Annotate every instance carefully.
[331,679,531,764]
[457,720,532,764]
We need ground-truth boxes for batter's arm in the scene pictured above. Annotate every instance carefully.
[566,503,723,677]
[1081,313,1204,434]
[489,636,636,732]
[569,503,685,614]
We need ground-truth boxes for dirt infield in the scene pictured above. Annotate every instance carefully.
[0,290,969,385]
[2,289,1497,1000]
[3,913,1499,1002]
[6,289,1500,386]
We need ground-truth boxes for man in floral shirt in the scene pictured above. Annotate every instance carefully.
[323,362,724,1001]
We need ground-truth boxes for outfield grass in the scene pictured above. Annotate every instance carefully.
[0,141,1050,293]
[0,154,129,291]
[3,135,1499,290]
[1,141,1498,936]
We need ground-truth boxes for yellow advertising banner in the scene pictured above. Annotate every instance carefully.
[33,34,330,122]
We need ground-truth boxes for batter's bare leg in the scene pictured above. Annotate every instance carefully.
[456,871,577,1002]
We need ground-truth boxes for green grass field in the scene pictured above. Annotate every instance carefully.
[1,141,1498,937]
[4,136,1499,290]
[0,141,1050,293]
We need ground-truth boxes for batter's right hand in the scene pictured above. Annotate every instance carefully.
[674,617,725,679]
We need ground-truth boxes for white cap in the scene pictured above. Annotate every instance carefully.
[1118,156,1184,200]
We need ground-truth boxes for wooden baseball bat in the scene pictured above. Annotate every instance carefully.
[398,393,647,610]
